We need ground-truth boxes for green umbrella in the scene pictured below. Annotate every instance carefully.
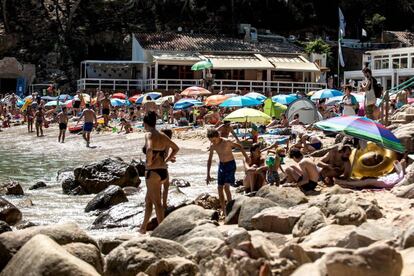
[191,60,213,71]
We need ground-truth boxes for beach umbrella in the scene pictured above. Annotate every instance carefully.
[74,93,91,103]
[16,100,25,108]
[191,59,213,71]
[111,92,127,100]
[204,95,230,106]
[311,89,343,101]
[219,96,262,108]
[181,86,211,97]
[41,96,57,101]
[45,101,64,107]
[224,108,271,124]
[110,99,130,107]
[325,93,365,106]
[64,100,73,108]
[128,94,142,103]
[173,98,203,110]
[315,116,405,153]
[135,92,162,104]
[57,94,72,101]
[245,92,266,102]
[272,94,298,105]
[155,95,174,105]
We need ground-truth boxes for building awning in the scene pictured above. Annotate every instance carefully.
[153,53,201,65]
[266,55,320,72]
[201,54,274,69]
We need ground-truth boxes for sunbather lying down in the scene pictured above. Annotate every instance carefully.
[334,161,405,189]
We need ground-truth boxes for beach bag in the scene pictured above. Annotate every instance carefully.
[372,77,382,98]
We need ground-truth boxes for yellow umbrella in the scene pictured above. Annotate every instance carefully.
[224,108,272,124]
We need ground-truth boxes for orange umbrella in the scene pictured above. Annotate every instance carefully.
[204,94,230,106]
[112,92,127,99]
[181,86,211,97]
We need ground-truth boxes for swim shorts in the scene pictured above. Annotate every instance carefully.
[73,100,81,109]
[83,122,93,132]
[301,180,317,192]
[310,142,322,150]
[102,108,110,115]
[266,170,280,185]
[59,123,67,130]
[217,160,236,186]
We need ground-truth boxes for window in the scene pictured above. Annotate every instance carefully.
[373,55,389,70]
[391,53,408,69]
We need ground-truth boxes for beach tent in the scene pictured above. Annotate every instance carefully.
[263,98,286,119]
[286,98,320,125]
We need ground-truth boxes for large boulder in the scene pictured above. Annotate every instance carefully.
[324,244,403,276]
[392,183,414,199]
[194,193,221,210]
[29,181,47,190]
[105,237,189,276]
[300,225,356,249]
[392,121,414,153]
[224,196,248,225]
[175,223,224,244]
[401,248,414,276]
[344,221,401,249]
[310,194,366,226]
[183,237,224,254]
[238,197,277,230]
[355,198,383,219]
[280,244,312,266]
[251,206,303,234]
[0,181,24,196]
[97,234,138,255]
[0,221,11,234]
[0,222,97,270]
[91,202,144,229]
[0,234,99,276]
[198,255,269,276]
[63,242,104,274]
[293,206,327,238]
[0,197,22,225]
[145,256,199,276]
[256,186,308,207]
[249,230,289,258]
[151,205,218,241]
[401,223,414,249]
[85,185,128,212]
[74,158,141,194]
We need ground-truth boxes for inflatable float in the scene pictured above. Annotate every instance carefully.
[21,98,32,112]
[350,142,397,179]
[69,125,83,133]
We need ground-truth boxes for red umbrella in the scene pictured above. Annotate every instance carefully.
[65,100,73,108]
[181,86,211,97]
[129,94,142,103]
[112,93,127,99]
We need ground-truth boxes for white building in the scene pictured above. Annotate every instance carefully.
[78,32,327,94]
[344,47,414,90]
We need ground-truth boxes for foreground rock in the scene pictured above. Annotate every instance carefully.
[1,234,99,276]
[91,202,144,229]
[73,158,141,194]
[392,183,414,199]
[401,223,414,249]
[194,193,221,210]
[324,244,402,276]
[84,185,128,212]
[238,197,277,230]
[105,237,189,276]
[63,242,104,274]
[300,225,356,248]
[151,205,218,241]
[256,186,308,207]
[292,206,327,238]
[0,220,11,234]
[0,222,97,270]
[145,256,199,275]
[311,194,367,226]
[29,181,47,190]
[251,206,303,234]
[0,197,22,225]
[0,181,24,196]
[344,221,400,249]
[401,248,414,276]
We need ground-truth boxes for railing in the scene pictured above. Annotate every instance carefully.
[77,78,326,94]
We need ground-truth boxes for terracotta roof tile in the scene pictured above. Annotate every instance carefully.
[385,31,414,46]
[134,32,301,53]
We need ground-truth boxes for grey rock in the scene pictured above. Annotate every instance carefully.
[401,223,414,249]
[238,197,277,230]
[251,206,303,234]
[392,183,414,199]
[63,242,104,274]
[293,206,327,238]
[256,186,308,207]
[224,196,248,225]
[355,198,383,219]
[300,225,356,248]
[0,220,11,234]
[91,202,144,229]
[85,185,128,212]
[29,181,47,190]
[183,237,224,254]
[0,196,22,226]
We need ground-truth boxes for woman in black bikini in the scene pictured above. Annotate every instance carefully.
[139,111,179,234]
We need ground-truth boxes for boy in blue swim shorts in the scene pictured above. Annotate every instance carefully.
[206,128,249,215]
[76,103,97,147]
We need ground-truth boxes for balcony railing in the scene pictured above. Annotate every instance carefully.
[77,78,326,94]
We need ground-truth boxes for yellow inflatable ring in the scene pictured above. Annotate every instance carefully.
[97,118,105,124]
[351,142,397,179]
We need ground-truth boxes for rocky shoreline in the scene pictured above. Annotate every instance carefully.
[1,162,414,275]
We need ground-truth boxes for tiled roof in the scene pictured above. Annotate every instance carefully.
[385,31,414,46]
[134,32,301,54]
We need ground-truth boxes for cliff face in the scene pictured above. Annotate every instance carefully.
[0,0,413,89]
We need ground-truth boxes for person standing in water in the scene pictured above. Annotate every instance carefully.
[139,112,179,234]
[34,107,45,137]
[26,106,34,133]
[206,128,249,215]
[101,93,111,126]
[57,107,68,143]
[76,103,97,147]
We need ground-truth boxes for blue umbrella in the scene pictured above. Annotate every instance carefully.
[57,94,72,101]
[245,92,266,102]
[174,98,203,110]
[17,100,25,108]
[272,94,298,105]
[136,92,162,104]
[311,89,343,101]
[41,96,57,101]
[219,96,262,108]
[45,101,65,107]
[111,99,130,107]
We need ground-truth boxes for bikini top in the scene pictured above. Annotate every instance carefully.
[142,146,166,161]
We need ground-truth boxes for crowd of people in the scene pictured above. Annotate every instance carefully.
[0,66,412,232]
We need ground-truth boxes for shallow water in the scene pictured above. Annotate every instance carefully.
[0,125,243,238]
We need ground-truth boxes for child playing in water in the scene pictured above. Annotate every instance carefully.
[206,128,249,215]
[57,107,68,143]
[118,118,133,134]
[26,106,34,133]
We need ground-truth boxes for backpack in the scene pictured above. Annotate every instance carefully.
[371,77,382,98]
